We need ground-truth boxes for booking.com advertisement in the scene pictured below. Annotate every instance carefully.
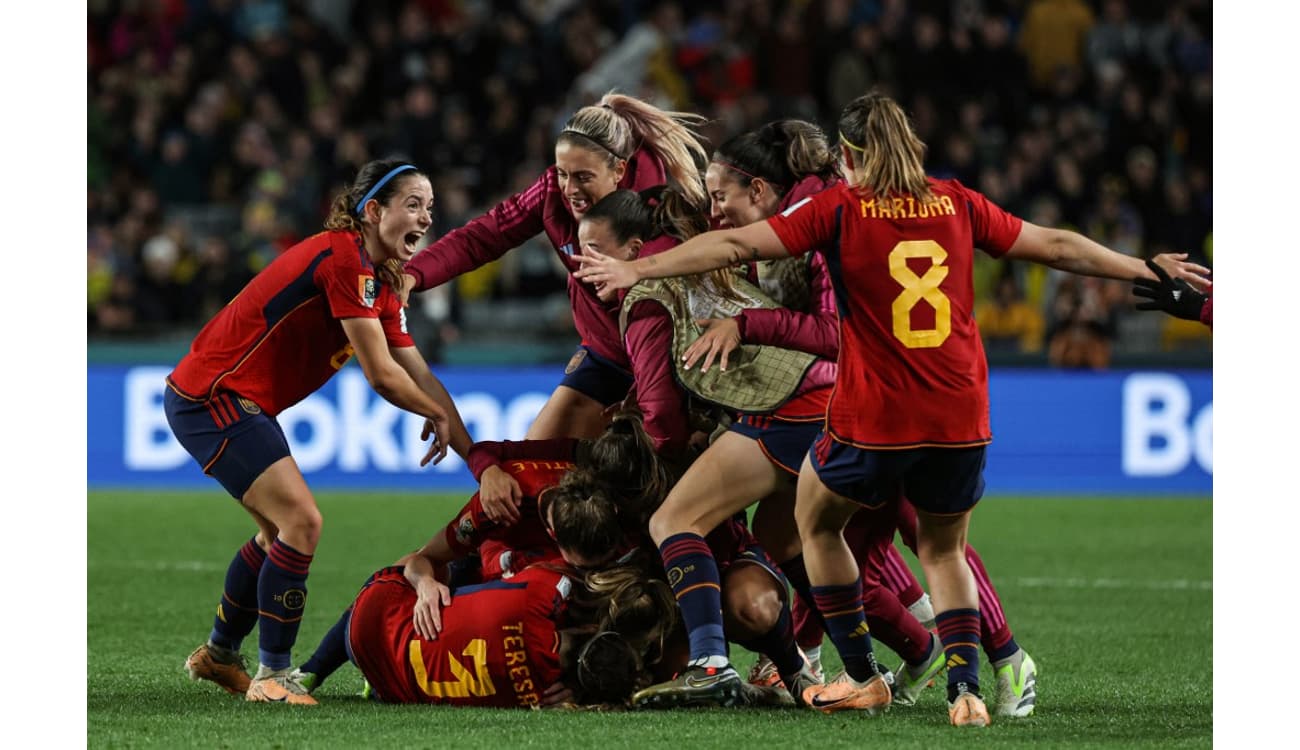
[87,366,1211,494]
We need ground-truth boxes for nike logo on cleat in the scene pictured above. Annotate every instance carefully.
[684,673,732,689]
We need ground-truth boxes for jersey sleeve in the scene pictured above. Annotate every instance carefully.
[404,170,550,291]
[316,250,384,320]
[735,253,839,359]
[623,300,689,458]
[378,292,416,348]
[442,495,494,557]
[953,181,1023,258]
[765,188,841,259]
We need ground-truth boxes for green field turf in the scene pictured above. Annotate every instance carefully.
[88,491,1211,748]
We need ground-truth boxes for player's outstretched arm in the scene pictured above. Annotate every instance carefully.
[1004,221,1211,288]
[574,222,788,293]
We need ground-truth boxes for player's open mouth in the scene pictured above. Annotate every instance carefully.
[404,231,423,248]
[570,198,590,213]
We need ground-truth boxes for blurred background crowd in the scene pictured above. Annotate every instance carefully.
[87,0,1212,367]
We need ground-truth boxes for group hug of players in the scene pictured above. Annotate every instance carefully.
[166,90,1211,726]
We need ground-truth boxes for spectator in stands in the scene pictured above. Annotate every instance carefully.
[977,271,1046,354]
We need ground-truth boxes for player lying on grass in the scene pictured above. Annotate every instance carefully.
[292,470,631,694]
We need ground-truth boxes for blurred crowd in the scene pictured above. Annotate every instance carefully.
[88,0,1212,365]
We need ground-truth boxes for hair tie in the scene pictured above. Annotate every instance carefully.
[355,164,417,215]
[838,132,866,153]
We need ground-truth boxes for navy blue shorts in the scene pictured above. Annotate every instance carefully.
[729,414,822,477]
[808,431,987,515]
[164,386,291,499]
[558,345,634,407]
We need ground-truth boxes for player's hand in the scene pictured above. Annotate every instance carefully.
[1133,257,1208,321]
[541,680,576,707]
[1149,252,1211,292]
[683,318,741,373]
[397,273,418,307]
[478,464,523,525]
[420,409,451,466]
[574,249,639,291]
[412,579,451,640]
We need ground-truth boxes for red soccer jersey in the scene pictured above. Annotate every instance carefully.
[347,566,571,707]
[442,458,574,580]
[168,230,413,415]
[767,179,1023,448]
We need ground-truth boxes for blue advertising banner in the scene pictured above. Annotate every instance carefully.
[88,365,1211,494]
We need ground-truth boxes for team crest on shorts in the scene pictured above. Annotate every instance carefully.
[359,276,378,307]
[565,348,587,374]
[237,397,262,415]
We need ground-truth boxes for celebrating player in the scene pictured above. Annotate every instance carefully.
[574,91,1210,726]
[171,159,474,705]
[344,564,649,707]
[402,93,709,440]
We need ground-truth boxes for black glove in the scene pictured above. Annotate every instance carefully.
[1132,258,1206,321]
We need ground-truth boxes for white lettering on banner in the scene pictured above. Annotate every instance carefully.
[124,367,189,469]
[120,367,546,475]
[279,395,339,472]
[506,393,551,439]
[1193,403,1213,474]
[1121,374,1212,477]
[336,373,402,471]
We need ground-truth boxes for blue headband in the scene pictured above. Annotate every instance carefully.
[354,164,417,215]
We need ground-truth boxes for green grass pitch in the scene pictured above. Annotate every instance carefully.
[88,491,1211,748]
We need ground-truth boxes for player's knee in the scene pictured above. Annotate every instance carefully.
[725,582,781,638]
[647,504,684,544]
[916,536,964,567]
[282,505,323,551]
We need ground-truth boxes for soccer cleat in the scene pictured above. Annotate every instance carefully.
[747,655,782,688]
[184,642,251,696]
[993,649,1037,717]
[630,665,745,709]
[290,668,319,694]
[739,680,796,708]
[948,683,991,727]
[891,633,946,707]
[784,659,825,707]
[246,666,319,705]
[800,672,891,715]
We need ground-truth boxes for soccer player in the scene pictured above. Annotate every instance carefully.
[576,175,829,707]
[402,93,709,441]
[292,413,666,693]
[344,564,647,707]
[608,121,940,709]
[574,91,1210,726]
[171,159,474,705]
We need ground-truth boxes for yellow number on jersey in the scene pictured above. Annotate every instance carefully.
[889,240,951,348]
[408,638,498,698]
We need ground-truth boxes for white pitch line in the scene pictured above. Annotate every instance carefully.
[1013,576,1211,591]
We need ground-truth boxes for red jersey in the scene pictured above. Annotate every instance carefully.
[168,231,413,416]
[347,566,571,707]
[767,179,1023,448]
[404,150,668,368]
[443,457,574,580]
